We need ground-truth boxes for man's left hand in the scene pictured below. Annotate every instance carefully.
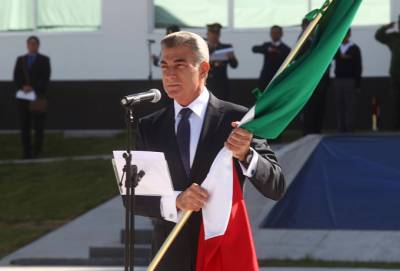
[225,121,253,161]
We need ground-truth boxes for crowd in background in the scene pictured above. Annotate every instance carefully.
[13,16,400,158]
[150,17,399,136]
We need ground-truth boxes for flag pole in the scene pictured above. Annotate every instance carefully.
[146,1,333,270]
[274,0,333,79]
[147,210,192,271]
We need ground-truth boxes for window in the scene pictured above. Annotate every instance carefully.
[234,0,309,28]
[0,0,34,31]
[312,0,391,26]
[154,0,392,29]
[154,0,228,28]
[0,0,101,32]
[352,0,390,26]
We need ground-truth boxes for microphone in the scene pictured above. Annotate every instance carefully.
[121,89,162,107]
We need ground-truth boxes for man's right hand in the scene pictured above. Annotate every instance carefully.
[22,85,33,92]
[386,22,395,29]
[176,183,209,212]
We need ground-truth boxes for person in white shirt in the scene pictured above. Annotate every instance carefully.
[252,25,291,89]
[132,31,285,271]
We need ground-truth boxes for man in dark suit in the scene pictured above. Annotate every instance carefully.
[134,31,285,270]
[14,36,51,158]
[252,25,291,90]
[206,23,238,101]
[334,29,362,133]
[375,17,400,129]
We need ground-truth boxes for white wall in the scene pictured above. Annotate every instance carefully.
[0,0,151,80]
[0,0,397,80]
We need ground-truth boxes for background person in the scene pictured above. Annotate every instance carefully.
[252,25,290,90]
[13,36,51,159]
[206,23,238,101]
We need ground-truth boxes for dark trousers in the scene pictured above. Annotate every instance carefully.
[334,78,358,133]
[303,76,329,135]
[17,100,46,158]
[392,78,400,129]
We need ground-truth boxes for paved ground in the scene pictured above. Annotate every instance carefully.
[0,267,399,271]
[246,135,400,262]
[2,134,400,265]
[0,197,148,265]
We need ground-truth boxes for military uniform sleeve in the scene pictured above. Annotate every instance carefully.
[375,25,394,45]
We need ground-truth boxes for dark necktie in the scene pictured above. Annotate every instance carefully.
[27,55,36,71]
[177,108,192,176]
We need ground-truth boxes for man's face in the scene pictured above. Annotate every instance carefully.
[206,31,220,44]
[27,39,39,54]
[161,45,209,106]
[270,28,282,42]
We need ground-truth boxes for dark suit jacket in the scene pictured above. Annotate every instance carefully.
[334,45,362,88]
[206,42,238,100]
[252,42,290,89]
[133,93,285,270]
[13,53,51,97]
[208,42,238,80]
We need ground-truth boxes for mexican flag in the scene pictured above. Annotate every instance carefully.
[197,0,363,270]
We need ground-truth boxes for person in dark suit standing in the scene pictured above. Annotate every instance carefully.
[298,18,330,135]
[334,29,362,133]
[133,31,285,271]
[375,17,400,129]
[252,25,291,90]
[206,23,238,101]
[13,36,51,159]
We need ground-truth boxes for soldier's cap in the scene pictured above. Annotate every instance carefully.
[207,23,222,33]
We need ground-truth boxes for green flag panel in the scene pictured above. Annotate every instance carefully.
[241,0,363,139]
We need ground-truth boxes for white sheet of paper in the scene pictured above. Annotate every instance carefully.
[210,47,234,61]
[112,150,174,196]
[16,90,36,101]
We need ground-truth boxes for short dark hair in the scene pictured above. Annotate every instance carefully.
[27,36,40,45]
[302,18,310,27]
[346,28,352,36]
[166,25,181,34]
[271,25,283,32]
[207,23,222,34]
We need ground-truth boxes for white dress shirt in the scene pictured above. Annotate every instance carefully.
[160,88,259,222]
[174,88,209,167]
[340,41,354,55]
[271,41,282,47]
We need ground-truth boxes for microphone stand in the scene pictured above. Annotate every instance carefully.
[122,106,144,271]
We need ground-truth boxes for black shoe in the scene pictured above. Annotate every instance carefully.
[22,154,33,159]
